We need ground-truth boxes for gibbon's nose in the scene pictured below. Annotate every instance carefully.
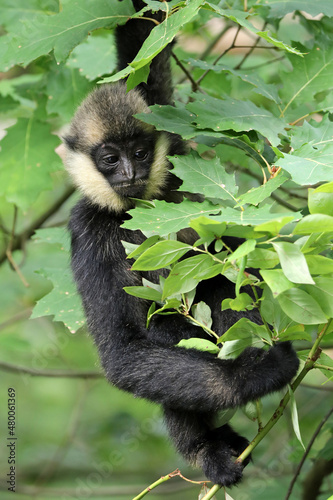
[121,158,135,181]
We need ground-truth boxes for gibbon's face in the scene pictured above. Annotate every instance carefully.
[91,134,156,199]
[62,83,170,213]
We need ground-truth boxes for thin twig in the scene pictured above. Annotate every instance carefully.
[171,51,199,92]
[0,309,32,331]
[196,25,242,86]
[234,21,268,70]
[243,55,285,70]
[0,360,103,378]
[200,25,230,60]
[0,186,75,266]
[284,406,333,500]
[5,206,29,287]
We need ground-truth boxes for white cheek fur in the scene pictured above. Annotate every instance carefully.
[64,150,130,213]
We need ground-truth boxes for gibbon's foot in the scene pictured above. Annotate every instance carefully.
[196,425,250,486]
[211,425,251,464]
[197,441,245,486]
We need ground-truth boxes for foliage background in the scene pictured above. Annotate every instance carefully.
[0,1,332,499]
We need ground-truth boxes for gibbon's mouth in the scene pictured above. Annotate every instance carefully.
[112,179,148,198]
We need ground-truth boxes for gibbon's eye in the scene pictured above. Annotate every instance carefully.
[134,149,148,161]
[104,154,119,165]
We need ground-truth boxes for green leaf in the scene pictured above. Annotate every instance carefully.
[254,216,295,235]
[33,227,71,252]
[162,254,214,299]
[123,199,219,236]
[288,387,305,449]
[32,268,85,333]
[221,293,254,312]
[261,286,295,333]
[304,278,333,318]
[136,102,196,139]
[126,63,150,92]
[123,286,162,303]
[195,263,224,280]
[170,151,238,201]
[272,241,315,285]
[315,351,333,379]
[0,0,59,30]
[176,338,219,354]
[218,338,262,359]
[308,182,333,216]
[212,206,300,227]
[0,1,135,70]
[278,143,333,185]
[66,30,117,81]
[236,173,289,206]
[260,269,294,297]
[127,235,161,259]
[132,240,191,271]
[278,326,311,342]
[46,66,93,122]
[277,288,327,325]
[278,116,333,185]
[189,216,226,240]
[186,94,286,146]
[0,118,60,209]
[293,214,333,235]
[218,317,271,343]
[227,239,256,262]
[247,248,280,269]
[266,1,333,19]
[305,255,333,275]
[191,301,213,331]
[280,46,333,117]
[243,400,262,422]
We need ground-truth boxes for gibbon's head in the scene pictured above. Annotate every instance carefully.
[62,82,170,213]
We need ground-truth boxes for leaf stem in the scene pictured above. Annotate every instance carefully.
[180,311,219,339]
[314,363,333,372]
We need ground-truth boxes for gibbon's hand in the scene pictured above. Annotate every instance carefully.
[233,341,299,392]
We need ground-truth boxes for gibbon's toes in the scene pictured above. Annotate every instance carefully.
[208,425,250,464]
[202,455,244,487]
[197,444,244,487]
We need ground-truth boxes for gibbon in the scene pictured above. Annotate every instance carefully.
[61,1,299,486]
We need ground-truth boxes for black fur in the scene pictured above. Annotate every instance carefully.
[66,2,299,486]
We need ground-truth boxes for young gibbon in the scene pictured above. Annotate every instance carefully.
[61,1,299,486]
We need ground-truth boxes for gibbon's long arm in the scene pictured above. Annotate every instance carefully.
[70,200,299,414]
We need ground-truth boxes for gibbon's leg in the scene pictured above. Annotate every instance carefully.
[163,407,250,486]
